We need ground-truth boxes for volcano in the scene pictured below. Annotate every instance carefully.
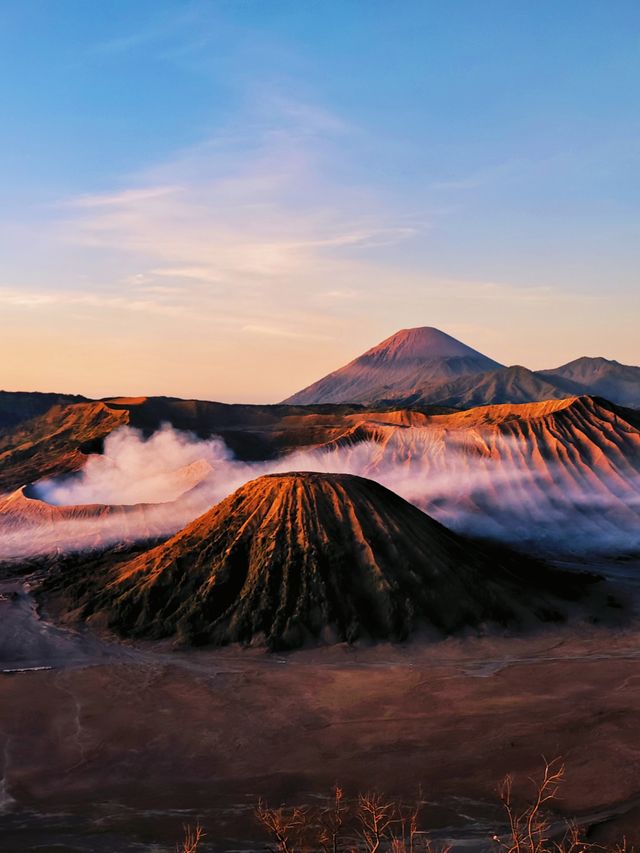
[282,329,640,409]
[61,472,592,650]
[283,327,502,405]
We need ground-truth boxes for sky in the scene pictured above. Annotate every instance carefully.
[0,0,638,403]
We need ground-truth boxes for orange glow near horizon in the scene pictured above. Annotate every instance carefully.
[1,294,637,403]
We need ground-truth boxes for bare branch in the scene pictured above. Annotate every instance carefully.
[178,822,205,853]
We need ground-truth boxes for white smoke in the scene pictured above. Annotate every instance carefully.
[39,425,235,506]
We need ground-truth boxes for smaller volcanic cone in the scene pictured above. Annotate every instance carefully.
[63,473,593,650]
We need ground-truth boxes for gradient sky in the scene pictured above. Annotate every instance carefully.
[1,0,638,402]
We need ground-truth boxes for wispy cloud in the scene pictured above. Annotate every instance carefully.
[89,5,208,58]
[68,186,180,209]
[1,89,617,402]
[5,93,600,349]
[0,286,191,318]
[241,324,331,341]
[61,162,415,286]
[46,97,422,337]
[433,279,603,306]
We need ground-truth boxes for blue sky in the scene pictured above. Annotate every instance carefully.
[0,1,638,400]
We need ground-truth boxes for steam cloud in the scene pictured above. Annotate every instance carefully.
[2,422,638,560]
[41,425,235,506]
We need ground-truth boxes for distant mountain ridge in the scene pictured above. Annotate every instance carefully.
[0,396,455,495]
[0,331,637,488]
[402,365,570,408]
[537,356,640,408]
[0,390,88,431]
[283,327,640,408]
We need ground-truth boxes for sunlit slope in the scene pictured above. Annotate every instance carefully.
[0,398,450,493]
[318,396,640,553]
[0,402,129,492]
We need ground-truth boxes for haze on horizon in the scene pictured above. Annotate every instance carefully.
[0,0,638,403]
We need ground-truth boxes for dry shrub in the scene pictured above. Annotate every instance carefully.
[495,757,567,853]
[493,758,630,853]
[252,760,632,853]
[255,785,444,853]
[255,799,311,853]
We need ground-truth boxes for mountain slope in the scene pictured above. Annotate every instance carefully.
[315,396,640,554]
[283,327,503,405]
[0,397,454,494]
[58,473,587,649]
[0,390,88,432]
[538,357,640,408]
[0,402,129,492]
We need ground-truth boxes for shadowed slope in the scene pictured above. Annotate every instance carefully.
[0,390,88,432]
[63,472,590,650]
[405,365,572,408]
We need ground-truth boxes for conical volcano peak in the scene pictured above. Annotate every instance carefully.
[60,471,589,650]
[283,327,503,405]
[361,327,493,363]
